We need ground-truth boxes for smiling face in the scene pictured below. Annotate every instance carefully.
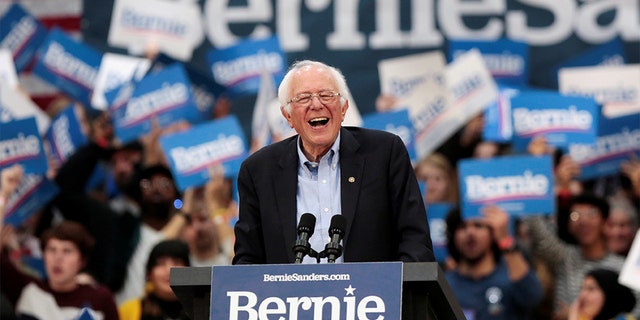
[280,64,348,162]
[576,276,605,319]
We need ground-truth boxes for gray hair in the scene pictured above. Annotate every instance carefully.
[278,60,349,114]
[608,196,639,227]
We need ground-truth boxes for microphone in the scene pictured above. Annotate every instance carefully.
[324,215,346,263]
[293,213,316,264]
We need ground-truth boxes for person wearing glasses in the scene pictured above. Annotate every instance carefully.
[233,60,434,264]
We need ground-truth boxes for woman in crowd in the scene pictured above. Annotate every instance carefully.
[569,268,636,320]
[415,152,459,204]
[118,239,190,320]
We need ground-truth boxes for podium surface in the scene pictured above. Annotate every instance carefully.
[171,262,465,320]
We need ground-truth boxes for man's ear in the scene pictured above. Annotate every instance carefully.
[281,106,294,128]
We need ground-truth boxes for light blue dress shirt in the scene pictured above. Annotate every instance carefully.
[296,133,343,263]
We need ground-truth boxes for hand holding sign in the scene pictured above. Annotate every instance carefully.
[1,164,24,200]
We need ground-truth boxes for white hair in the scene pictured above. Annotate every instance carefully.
[278,60,349,114]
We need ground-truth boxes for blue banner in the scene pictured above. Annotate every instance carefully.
[448,38,529,87]
[32,28,103,107]
[3,174,59,226]
[112,63,201,143]
[362,109,416,164]
[160,115,248,191]
[207,36,286,97]
[210,262,402,320]
[0,117,48,175]
[458,155,555,219]
[510,90,600,151]
[483,86,520,142]
[0,3,48,72]
[569,113,640,180]
[426,203,453,264]
[44,104,88,166]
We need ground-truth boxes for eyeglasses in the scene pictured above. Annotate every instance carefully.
[287,91,341,107]
[569,209,600,221]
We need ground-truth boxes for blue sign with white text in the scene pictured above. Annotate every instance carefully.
[459,155,555,219]
[210,262,403,320]
[568,113,640,180]
[112,63,201,143]
[45,104,88,166]
[160,115,248,191]
[0,117,47,175]
[3,174,59,226]
[207,36,286,97]
[448,39,529,87]
[426,203,453,264]
[362,109,417,164]
[483,86,520,142]
[510,90,600,151]
[0,3,49,72]
[32,28,103,107]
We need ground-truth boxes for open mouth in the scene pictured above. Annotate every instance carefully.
[309,117,329,127]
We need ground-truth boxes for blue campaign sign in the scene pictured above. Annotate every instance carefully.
[550,38,627,87]
[210,262,403,320]
[160,115,248,191]
[0,3,48,72]
[362,109,417,164]
[569,112,640,180]
[3,174,59,226]
[207,36,286,97]
[448,38,529,87]
[112,63,201,143]
[0,117,47,175]
[458,155,555,219]
[426,202,453,264]
[483,85,520,142]
[32,28,103,107]
[510,90,599,152]
[45,104,88,166]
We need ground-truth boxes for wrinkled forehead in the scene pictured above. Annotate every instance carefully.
[290,65,337,93]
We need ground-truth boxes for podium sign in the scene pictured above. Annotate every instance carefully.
[210,262,402,320]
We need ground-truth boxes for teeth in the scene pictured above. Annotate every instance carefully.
[309,117,328,123]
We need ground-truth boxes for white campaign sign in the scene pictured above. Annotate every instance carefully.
[0,49,18,89]
[108,0,204,61]
[0,82,50,135]
[91,53,150,110]
[378,51,446,110]
[559,64,640,118]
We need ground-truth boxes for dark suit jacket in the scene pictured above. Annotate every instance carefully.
[233,127,434,264]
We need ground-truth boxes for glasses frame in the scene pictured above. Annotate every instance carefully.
[287,91,341,108]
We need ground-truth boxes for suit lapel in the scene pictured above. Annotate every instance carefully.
[275,137,299,262]
[339,128,364,247]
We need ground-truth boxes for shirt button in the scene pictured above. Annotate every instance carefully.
[324,208,329,212]
[322,179,327,184]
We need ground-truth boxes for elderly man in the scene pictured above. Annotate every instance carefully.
[233,60,434,264]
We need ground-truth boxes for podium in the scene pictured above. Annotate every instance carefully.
[171,262,465,319]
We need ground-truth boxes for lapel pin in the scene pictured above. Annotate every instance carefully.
[348,177,355,183]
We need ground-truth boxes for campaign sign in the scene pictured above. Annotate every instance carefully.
[160,115,248,191]
[448,38,529,87]
[207,36,286,97]
[148,53,226,121]
[112,63,200,143]
[550,37,626,87]
[0,82,50,135]
[210,262,403,320]
[559,64,640,118]
[510,90,599,151]
[362,109,417,164]
[0,3,48,72]
[0,117,47,175]
[426,203,453,264]
[75,308,96,320]
[458,155,555,219]
[3,174,59,226]
[0,49,18,89]
[568,113,640,180]
[91,53,151,110]
[44,104,88,166]
[32,28,103,107]
[377,51,446,110]
[482,86,519,142]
